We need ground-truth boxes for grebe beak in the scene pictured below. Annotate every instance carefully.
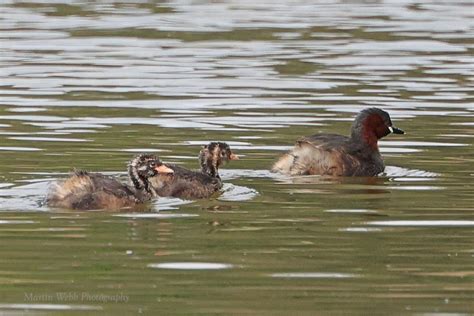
[388,126,404,134]
[229,153,239,160]
[155,165,174,174]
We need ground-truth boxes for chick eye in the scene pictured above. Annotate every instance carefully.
[150,161,156,167]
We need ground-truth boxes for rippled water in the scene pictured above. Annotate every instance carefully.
[0,0,473,314]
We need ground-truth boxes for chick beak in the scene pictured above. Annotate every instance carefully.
[229,153,239,160]
[388,126,405,135]
[155,165,174,174]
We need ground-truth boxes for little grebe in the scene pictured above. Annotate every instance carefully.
[46,154,174,210]
[149,142,238,199]
[272,108,404,176]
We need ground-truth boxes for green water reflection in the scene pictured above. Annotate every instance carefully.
[0,0,473,314]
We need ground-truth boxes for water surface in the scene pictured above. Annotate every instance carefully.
[0,0,473,314]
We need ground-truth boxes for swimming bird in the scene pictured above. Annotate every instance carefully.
[272,108,404,176]
[149,142,238,199]
[46,154,174,210]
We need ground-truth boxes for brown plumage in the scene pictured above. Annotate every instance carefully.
[272,108,404,176]
[149,142,238,199]
[45,154,174,210]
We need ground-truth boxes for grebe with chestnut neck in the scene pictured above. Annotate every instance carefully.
[272,108,404,176]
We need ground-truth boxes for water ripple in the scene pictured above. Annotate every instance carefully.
[148,262,233,270]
